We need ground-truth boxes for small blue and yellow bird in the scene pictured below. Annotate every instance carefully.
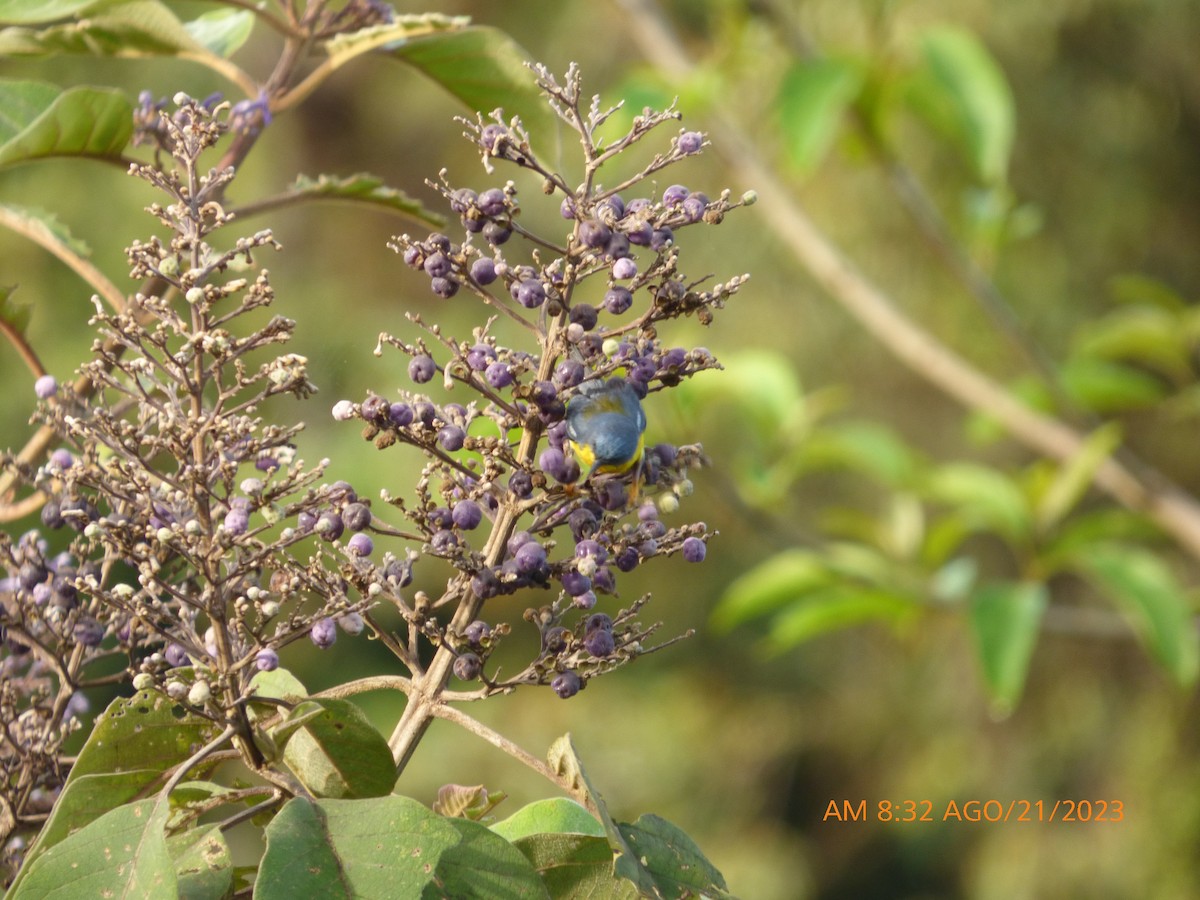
[566,378,647,491]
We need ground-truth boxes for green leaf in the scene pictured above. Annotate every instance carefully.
[0,1,203,56]
[711,549,831,632]
[384,25,556,140]
[512,833,639,899]
[925,462,1030,541]
[1072,305,1191,380]
[11,690,218,888]
[0,282,31,334]
[167,824,233,900]
[10,798,176,899]
[776,57,863,174]
[280,699,397,799]
[764,585,917,651]
[968,582,1047,712]
[1108,272,1188,312]
[616,815,733,900]
[248,666,308,707]
[913,25,1015,184]
[0,203,91,256]
[1060,357,1166,413]
[1035,422,1122,531]
[1074,543,1200,686]
[491,798,605,842]
[548,734,655,896]
[184,7,253,58]
[800,420,921,486]
[287,173,443,226]
[0,79,131,166]
[257,796,547,900]
[0,1,98,25]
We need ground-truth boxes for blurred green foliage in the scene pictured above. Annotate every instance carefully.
[3,0,1200,897]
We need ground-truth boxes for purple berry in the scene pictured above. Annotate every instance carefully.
[34,374,58,399]
[553,359,584,388]
[484,221,512,245]
[569,303,599,330]
[530,381,558,409]
[625,219,653,246]
[470,257,497,285]
[583,628,615,658]
[388,402,414,427]
[453,653,482,681]
[479,123,507,150]
[427,233,452,253]
[682,192,709,223]
[431,529,458,552]
[513,540,547,575]
[604,287,633,315]
[316,512,344,541]
[464,620,492,646]
[347,533,374,556]
[224,508,249,536]
[450,188,477,213]
[573,590,597,610]
[430,276,459,299]
[575,540,608,563]
[578,219,610,249]
[311,617,337,649]
[466,344,495,371]
[509,470,533,498]
[677,131,704,154]
[438,425,466,451]
[452,499,482,530]
[74,618,104,647]
[343,502,371,532]
[255,648,279,671]
[478,188,506,217]
[682,536,706,562]
[552,671,582,699]
[561,570,591,597]
[605,232,631,260]
[49,448,74,469]
[586,613,613,633]
[559,196,577,219]
[424,252,451,278]
[484,361,513,388]
[409,355,436,384]
[516,279,546,309]
[650,228,674,251]
[663,184,689,206]
[612,257,638,280]
[165,643,189,667]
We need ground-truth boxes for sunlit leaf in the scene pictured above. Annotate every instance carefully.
[10,798,175,899]
[764,585,917,651]
[712,549,832,632]
[167,824,233,900]
[0,1,202,56]
[1035,422,1122,531]
[280,699,396,799]
[800,419,921,486]
[0,0,98,24]
[925,462,1030,541]
[1074,543,1200,686]
[777,57,863,174]
[1072,305,1190,380]
[911,25,1015,184]
[383,25,555,139]
[1060,357,1166,413]
[968,581,1046,712]
[491,798,605,842]
[0,79,131,166]
[0,282,31,335]
[184,7,253,58]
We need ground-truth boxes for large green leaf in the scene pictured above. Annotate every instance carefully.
[256,795,547,900]
[1072,304,1191,380]
[384,25,555,139]
[911,25,1015,184]
[280,698,397,799]
[491,798,605,842]
[1035,422,1122,531]
[0,0,203,56]
[616,814,733,900]
[1060,356,1167,413]
[1075,543,1200,686]
[512,833,639,899]
[184,7,253,58]
[167,824,233,900]
[0,79,131,166]
[968,581,1047,712]
[925,462,1031,541]
[712,549,832,632]
[800,419,922,486]
[776,57,863,174]
[764,585,918,651]
[0,1,97,24]
[10,798,175,899]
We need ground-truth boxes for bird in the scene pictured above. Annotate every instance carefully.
[565,378,647,492]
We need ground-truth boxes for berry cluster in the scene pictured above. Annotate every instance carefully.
[338,64,751,701]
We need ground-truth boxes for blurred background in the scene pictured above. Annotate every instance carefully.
[3,1,1200,897]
